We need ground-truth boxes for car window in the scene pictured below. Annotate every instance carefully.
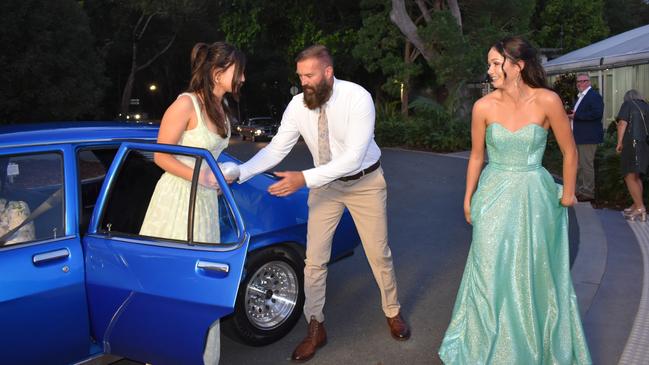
[98,149,239,245]
[77,148,118,233]
[252,118,274,126]
[0,152,65,247]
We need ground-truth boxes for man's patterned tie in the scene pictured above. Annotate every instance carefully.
[318,107,331,165]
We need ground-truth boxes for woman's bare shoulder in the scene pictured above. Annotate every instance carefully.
[175,93,195,108]
[474,91,500,113]
[165,94,195,116]
[534,88,562,105]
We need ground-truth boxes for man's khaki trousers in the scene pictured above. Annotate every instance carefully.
[303,167,401,322]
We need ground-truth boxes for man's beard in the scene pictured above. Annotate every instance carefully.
[302,78,332,110]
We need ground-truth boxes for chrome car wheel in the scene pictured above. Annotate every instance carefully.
[223,246,305,345]
[244,260,299,330]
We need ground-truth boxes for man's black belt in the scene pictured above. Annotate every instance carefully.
[338,161,381,182]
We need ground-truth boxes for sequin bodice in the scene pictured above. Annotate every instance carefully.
[486,122,547,172]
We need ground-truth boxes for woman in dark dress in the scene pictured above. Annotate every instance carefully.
[616,89,649,221]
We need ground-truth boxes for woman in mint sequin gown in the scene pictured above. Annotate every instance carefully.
[139,42,245,365]
[438,37,591,364]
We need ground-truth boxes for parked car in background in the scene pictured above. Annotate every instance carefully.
[0,122,360,364]
[237,117,279,142]
[115,110,159,125]
[229,116,241,136]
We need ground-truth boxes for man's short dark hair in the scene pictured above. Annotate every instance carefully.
[295,45,333,67]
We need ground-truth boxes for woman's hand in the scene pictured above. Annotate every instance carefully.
[464,201,472,225]
[560,194,577,207]
[199,169,220,191]
[616,143,623,154]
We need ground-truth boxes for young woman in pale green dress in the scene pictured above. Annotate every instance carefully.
[140,42,245,242]
[139,41,245,365]
[438,36,591,364]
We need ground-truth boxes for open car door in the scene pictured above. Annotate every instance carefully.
[83,142,249,365]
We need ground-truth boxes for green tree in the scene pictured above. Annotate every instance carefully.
[603,0,649,36]
[387,0,535,117]
[84,0,206,116]
[462,0,536,45]
[353,0,423,116]
[217,0,363,118]
[536,0,609,51]
[0,0,107,123]
[85,0,224,119]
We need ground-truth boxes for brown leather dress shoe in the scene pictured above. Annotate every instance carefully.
[386,312,411,340]
[291,316,327,362]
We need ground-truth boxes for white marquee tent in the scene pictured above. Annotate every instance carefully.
[544,24,649,124]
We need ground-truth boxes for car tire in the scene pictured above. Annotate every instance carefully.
[223,245,305,346]
[241,134,246,141]
[251,135,257,143]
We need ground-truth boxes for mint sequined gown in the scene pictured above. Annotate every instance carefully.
[438,123,592,365]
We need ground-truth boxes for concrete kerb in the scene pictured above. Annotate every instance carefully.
[619,221,649,364]
[571,202,608,317]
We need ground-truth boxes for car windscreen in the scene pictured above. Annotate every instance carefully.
[251,119,274,126]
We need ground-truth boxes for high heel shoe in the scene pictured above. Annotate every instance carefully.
[625,208,647,222]
[623,206,635,215]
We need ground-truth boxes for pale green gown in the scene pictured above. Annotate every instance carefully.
[139,92,229,243]
[439,123,592,365]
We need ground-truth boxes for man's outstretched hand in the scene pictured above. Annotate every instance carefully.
[268,171,306,197]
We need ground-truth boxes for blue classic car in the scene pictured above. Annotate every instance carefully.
[0,122,360,364]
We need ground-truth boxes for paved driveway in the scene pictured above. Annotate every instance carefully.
[113,139,580,365]
[222,140,472,364]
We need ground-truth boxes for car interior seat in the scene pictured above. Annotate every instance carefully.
[0,198,36,245]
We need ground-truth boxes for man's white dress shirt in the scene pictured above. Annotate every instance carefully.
[238,77,381,188]
[573,85,591,113]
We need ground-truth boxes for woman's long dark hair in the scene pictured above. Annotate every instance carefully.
[188,42,246,137]
[491,36,549,89]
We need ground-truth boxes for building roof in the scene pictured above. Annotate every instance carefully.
[543,24,649,75]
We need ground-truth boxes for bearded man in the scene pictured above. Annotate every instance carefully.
[237,44,410,362]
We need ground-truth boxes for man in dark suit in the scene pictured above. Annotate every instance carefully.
[568,73,604,202]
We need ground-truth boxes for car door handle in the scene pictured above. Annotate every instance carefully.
[33,248,70,265]
[197,260,229,274]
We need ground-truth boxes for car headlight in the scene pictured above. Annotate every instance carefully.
[237,126,241,131]
[255,129,263,136]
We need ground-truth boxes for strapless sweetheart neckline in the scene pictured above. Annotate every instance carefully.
[487,122,547,134]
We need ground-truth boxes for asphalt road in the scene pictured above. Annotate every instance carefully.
[221,138,471,365]
[113,137,578,365]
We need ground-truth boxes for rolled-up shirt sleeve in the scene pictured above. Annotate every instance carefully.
[301,89,375,188]
[238,104,301,183]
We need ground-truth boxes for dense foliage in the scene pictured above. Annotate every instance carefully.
[535,0,609,51]
[0,0,107,123]
[1,0,647,144]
